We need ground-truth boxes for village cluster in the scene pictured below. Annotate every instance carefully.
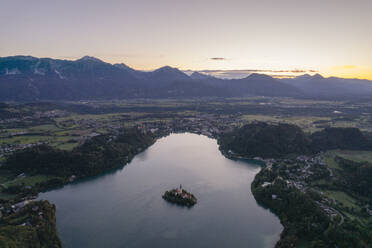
[259,155,372,224]
[138,114,235,138]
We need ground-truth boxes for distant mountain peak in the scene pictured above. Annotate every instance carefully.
[5,55,38,61]
[296,74,312,79]
[190,71,214,80]
[153,66,189,77]
[154,66,180,73]
[76,56,103,63]
[312,73,324,80]
[114,63,135,71]
[296,73,324,80]
[148,66,190,83]
[246,73,274,80]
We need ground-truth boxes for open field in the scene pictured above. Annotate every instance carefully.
[321,151,372,228]
[2,175,56,188]
[322,152,341,170]
[240,114,331,132]
[1,97,372,153]
[331,150,372,163]
[324,190,360,210]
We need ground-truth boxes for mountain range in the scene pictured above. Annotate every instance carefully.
[1,55,372,101]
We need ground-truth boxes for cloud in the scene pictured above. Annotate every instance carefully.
[270,74,297,79]
[210,57,226,61]
[194,69,318,79]
[199,69,317,74]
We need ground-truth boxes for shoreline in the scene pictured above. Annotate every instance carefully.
[2,132,282,248]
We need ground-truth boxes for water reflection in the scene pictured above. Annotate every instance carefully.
[38,133,282,248]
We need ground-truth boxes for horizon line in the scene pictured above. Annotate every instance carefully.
[1,54,371,81]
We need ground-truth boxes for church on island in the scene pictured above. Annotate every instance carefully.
[162,184,197,207]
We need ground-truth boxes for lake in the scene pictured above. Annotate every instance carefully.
[38,133,282,248]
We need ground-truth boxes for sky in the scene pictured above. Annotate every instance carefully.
[1,0,372,79]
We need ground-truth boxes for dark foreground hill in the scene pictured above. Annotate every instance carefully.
[4,128,155,180]
[219,122,372,158]
[219,122,312,158]
[310,127,372,152]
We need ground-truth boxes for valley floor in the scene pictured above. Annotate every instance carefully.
[0,97,372,247]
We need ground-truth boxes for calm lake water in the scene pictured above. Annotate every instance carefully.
[38,133,282,248]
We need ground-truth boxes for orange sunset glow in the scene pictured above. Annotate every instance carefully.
[1,0,371,80]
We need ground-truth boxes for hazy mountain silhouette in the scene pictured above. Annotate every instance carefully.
[231,73,303,97]
[189,73,302,97]
[281,74,372,99]
[1,56,372,101]
[190,72,215,80]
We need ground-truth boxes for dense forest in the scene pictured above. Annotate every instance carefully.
[333,157,372,198]
[219,122,372,158]
[310,127,372,152]
[3,128,155,192]
[218,122,311,158]
[0,201,61,248]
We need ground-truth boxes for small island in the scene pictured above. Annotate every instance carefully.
[162,185,197,207]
